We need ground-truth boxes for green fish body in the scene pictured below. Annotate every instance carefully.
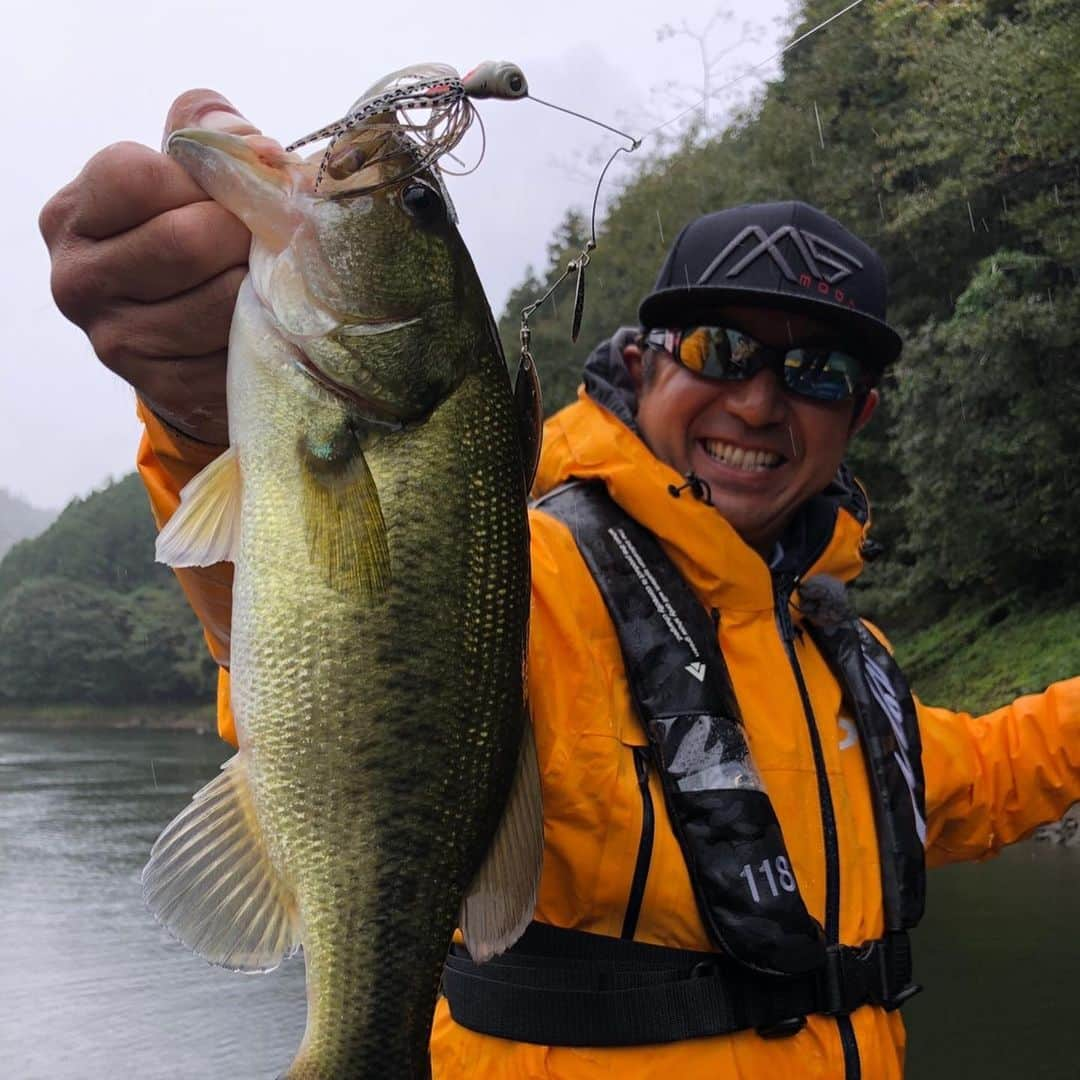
[145,122,542,1079]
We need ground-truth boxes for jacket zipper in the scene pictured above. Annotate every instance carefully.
[774,573,860,1080]
[621,745,655,940]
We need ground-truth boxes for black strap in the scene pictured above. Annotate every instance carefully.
[443,923,920,1047]
[798,577,928,930]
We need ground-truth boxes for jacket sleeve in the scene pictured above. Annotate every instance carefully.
[919,678,1080,867]
[135,399,238,747]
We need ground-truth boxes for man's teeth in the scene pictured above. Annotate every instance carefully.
[702,439,782,471]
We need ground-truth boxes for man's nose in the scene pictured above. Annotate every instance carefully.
[720,367,787,427]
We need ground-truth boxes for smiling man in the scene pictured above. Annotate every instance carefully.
[430,202,1080,1078]
[39,97,1080,1080]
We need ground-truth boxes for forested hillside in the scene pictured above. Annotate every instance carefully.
[0,489,57,560]
[2,0,1076,717]
[501,0,1079,630]
[0,475,216,709]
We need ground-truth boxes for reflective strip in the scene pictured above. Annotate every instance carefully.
[863,653,926,844]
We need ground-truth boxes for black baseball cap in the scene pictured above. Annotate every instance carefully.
[639,201,902,369]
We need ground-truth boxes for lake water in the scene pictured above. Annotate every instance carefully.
[1,726,1077,1078]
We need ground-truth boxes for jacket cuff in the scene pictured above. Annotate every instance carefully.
[135,397,228,529]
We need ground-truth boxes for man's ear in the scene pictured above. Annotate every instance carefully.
[851,388,879,436]
[623,341,645,394]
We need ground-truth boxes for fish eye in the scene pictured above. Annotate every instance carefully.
[400,182,444,226]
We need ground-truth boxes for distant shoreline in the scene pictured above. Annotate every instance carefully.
[0,702,217,734]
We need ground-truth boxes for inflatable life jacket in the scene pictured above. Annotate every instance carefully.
[443,482,925,1046]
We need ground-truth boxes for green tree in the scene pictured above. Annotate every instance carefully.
[0,577,132,705]
[892,253,1079,603]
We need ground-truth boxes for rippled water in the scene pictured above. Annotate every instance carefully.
[0,728,305,1079]
[1,726,1077,1078]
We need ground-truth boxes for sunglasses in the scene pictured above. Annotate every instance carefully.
[643,326,867,403]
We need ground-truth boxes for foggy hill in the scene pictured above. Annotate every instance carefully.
[0,489,58,561]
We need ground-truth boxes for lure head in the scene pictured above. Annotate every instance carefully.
[461,61,528,100]
[167,123,492,424]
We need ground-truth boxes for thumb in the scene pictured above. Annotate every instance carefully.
[163,89,285,160]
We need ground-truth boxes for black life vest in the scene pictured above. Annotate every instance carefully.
[443,482,925,1046]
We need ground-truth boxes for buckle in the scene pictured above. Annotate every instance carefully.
[820,946,864,1016]
[877,932,922,1011]
[882,981,923,1011]
[756,1015,807,1040]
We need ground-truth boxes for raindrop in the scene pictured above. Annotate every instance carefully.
[656,210,665,245]
[813,101,825,150]
[966,201,976,232]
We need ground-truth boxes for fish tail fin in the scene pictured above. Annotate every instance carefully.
[142,753,301,972]
[459,717,544,962]
[156,446,242,567]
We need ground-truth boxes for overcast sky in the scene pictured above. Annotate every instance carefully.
[2,0,794,510]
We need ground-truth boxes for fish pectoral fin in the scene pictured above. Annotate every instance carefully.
[459,716,544,963]
[301,440,391,601]
[142,753,301,973]
[156,446,242,567]
[513,352,543,494]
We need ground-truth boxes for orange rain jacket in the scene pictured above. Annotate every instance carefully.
[135,334,1080,1080]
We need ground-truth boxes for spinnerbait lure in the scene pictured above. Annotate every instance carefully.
[286,61,528,193]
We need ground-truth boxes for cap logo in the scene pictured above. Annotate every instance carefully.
[697,225,864,287]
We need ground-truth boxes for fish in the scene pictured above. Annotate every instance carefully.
[142,113,544,1079]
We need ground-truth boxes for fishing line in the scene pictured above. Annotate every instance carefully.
[513,0,873,351]
[281,0,872,354]
[641,0,870,141]
[526,94,641,149]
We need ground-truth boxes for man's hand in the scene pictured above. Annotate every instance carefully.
[39,90,275,446]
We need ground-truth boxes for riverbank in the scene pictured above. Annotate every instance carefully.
[892,594,1079,715]
[0,701,217,733]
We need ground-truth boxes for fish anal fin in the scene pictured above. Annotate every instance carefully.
[142,753,301,972]
[460,718,544,962]
[156,447,241,568]
[299,425,391,601]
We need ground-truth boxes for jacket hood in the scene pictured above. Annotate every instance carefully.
[533,330,872,612]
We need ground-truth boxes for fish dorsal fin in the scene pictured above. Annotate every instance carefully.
[142,753,301,972]
[459,717,544,962]
[156,447,242,568]
[513,353,543,494]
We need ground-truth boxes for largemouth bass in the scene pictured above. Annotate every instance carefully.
[143,114,543,1079]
